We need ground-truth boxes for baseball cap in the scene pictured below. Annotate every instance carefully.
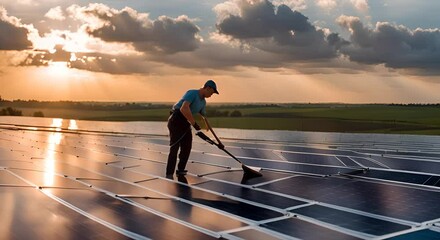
[204,79,219,94]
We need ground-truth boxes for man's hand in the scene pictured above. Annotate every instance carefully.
[196,131,216,145]
[193,122,201,131]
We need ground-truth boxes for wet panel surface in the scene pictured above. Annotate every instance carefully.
[196,180,307,209]
[386,229,440,240]
[139,178,284,221]
[8,168,90,189]
[0,187,130,240]
[128,197,248,232]
[262,217,362,240]
[280,152,344,166]
[2,117,440,239]
[0,170,30,185]
[205,169,294,185]
[81,178,166,198]
[230,228,283,240]
[260,176,440,222]
[292,204,410,236]
[49,188,217,239]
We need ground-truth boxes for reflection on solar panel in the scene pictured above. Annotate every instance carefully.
[1,116,440,239]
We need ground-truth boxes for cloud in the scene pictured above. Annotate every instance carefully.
[272,0,307,10]
[337,15,440,74]
[315,0,337,10]
[67,3,202,54]
[45,6,65,20]
[0,7,33,50]
[214,0,347,60]
[350,0,369,12]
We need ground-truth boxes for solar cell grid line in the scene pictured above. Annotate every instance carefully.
[335,156,364,168]
[291,204,411,237]
[195,147,359,171]
[422,217,440,226]
[19,135,169,166]
[363,157,391,169]
[238,157,361,176]
[346,156,370,168]
[7,168,93,189]
[2,136,156,183]
[132,176,287,223]
[285,213,377,239]
[225,226,291,240]
[258,175,440,223]
[423,175,440,185]
[39,151,282,225]
[3,151,241,237]
[279,152,345,166]
[367,156,440,175]
[137,178,285,222]
[261,216,364,240]
[0,187,133,240]
[77,179,243,236]
[122,196,244,237]
[372,153,440,163]
[42,190,153,240]
[193,180,307,211]
[225,142,367,159]
[0,170,31,185]
[309,202,419,227]
[373,226,439,240]
[340,168,439,188]
[383,153,440,161]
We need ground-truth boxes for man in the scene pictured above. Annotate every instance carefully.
[166,80,219,176]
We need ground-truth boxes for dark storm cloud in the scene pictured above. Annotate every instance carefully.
[0,7,33,50]
[71,4,201,54]
[18,45,154,75]
[215,0,348,60]
[18,45,71,67]
[337,15,440,74]
[151,42,284,70]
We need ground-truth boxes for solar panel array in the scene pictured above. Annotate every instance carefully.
[1,116,440,240]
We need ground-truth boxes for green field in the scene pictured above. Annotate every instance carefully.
[4,103,440,135]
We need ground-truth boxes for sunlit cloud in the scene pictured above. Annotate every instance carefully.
[45,6,66,20]
[315,0,337,10]
[350,0,369,12]
[0,7,35,50]
[214,0,346,60]
[68,3,203,54]
[1,1,439,78]
[272,0,307,10]
[337,15,440,75]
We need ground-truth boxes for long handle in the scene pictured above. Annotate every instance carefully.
[220,147,244,164]
[202,116,243,164]
[202,116,223,145]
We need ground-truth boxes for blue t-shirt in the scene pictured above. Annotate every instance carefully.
[173,89,206,116]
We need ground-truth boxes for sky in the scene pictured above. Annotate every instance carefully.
[0,0,439,103]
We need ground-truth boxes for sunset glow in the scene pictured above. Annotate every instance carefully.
[0,0,439,103]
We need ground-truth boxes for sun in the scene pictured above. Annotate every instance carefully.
[47,61,71,76]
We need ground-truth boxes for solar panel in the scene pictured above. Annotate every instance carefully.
[1,116,440,239]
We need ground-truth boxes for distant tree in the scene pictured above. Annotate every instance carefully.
[0,107,22,116]
[33,111,44,117]
[230,110,242,117]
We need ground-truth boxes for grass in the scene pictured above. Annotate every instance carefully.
[8,104,440,135]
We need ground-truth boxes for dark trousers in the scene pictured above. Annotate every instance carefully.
[166,111,192,175]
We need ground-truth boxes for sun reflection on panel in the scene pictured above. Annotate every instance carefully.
[44,118,64,187]
[51,118,63,131]
[68,119,78,130]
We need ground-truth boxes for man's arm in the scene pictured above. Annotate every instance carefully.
[180,101,197,126]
